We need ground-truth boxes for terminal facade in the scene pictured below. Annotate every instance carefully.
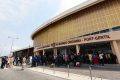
[31,0,120,64]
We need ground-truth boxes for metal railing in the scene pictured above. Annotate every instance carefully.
[39,64,107,80]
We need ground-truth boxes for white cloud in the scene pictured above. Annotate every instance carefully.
[0,26,22,56]
[0,0,42,22]
[0,28,17,38]
[0,0,88,56]
[55,0,87,15]
[0,0,46,56]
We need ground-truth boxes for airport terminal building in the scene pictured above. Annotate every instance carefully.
[31,0,120,64]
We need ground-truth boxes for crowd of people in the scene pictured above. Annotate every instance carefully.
[0,51,117,69]
[31,51,117,67]
[0,56,14,69]
[0,56,26,69]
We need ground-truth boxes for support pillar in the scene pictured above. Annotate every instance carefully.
[110,42,116,55]
[43,49,45,56]
[65,48,67,55]
[76,44,80,54]
[111,41,120,64]
[53,48,57,56]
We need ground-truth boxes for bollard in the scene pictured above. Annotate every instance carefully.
[53,64,55,74]
[100,75,103,80]
[68,64,70,77]
[21,63,24,70]
[89,65,92,80]
[43,63,45,72]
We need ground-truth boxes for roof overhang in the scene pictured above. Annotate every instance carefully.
[31,0,105,39]
[13,46,33,53]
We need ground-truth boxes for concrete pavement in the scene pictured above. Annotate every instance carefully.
[27,65,120,80]
[0,68,67,80]
[28,67,108,80]
[10,65,120,80]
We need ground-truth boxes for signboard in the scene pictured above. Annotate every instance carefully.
[36,31,120,50]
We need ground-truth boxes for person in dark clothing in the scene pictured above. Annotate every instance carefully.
[42,55,47,65]
[1,57,6,69]
[49,55,54,65]
[63,54,69,67]
[73,54,77,67]
[85,54,89,64]
[36,55,41,66]
[1,57,7,69]
[76,53,82,67]
[19,57,23,66]
[59,54,64,66]
[69,54,75,67]
[15,56,19,66]
[31,55,37,67]
[111,54,117,64]
[55,54,63,67]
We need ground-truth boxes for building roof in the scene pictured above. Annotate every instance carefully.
[31,0,105,39]
[13,46,33,53]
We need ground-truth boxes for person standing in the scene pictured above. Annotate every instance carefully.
[92,54,99,65]
[73,53,77,67]
[1,57,5,69]
[22,57,26,70]
[29,56,32,65]
[76,53,82,67]
[99,52,104,66]
[7,57,10,68]
[10,57,14,68]
[88,54,92,64]
[64,54,69,67]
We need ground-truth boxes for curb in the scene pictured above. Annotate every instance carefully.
[28,67,109,80]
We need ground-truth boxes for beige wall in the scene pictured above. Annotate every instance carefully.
[33,0,120,47]
[111,40,120,64]
[117,40,120,63]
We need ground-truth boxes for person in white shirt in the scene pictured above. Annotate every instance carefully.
[99,52,104,66]
[88,54,92,64]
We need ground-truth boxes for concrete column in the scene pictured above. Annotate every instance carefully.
[43,49,45,55]
[64,48,67,55]
[111,41,120,64]
[53,48,57,56]
[110,42,116,55]
[76,44,80,54]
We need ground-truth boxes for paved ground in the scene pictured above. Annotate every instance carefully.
[29,67,108,80]
[36,65,120,80]
[0,68,67,80]
[0,64,120,80]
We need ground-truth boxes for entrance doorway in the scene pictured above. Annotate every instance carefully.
[57,46,76,55]
[66,45,76,55]
[44,49,54,65]
[80,42,112,54]
[80,42,117,64]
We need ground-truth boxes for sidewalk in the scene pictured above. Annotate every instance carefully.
[29,67,107,80]
[28,64,120,80]
[13,64,120,80]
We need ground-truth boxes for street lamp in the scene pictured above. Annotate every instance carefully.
[8,36,19,56]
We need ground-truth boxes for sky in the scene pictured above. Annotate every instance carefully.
[0,0,87,56]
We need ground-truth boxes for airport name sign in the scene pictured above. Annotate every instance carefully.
[36,31,120,51]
